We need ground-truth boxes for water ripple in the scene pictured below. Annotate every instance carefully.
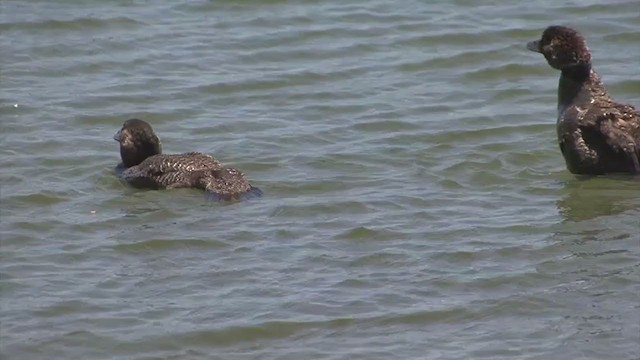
[2,0,639,359]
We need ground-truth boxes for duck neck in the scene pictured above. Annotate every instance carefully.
[120,142,161,168]
[557,64,593,107]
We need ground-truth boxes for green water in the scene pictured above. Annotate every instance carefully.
[1,1,639,359]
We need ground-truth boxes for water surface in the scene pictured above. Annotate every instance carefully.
[1,1,639,359]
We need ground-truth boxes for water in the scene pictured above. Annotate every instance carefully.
[1,1,639,359]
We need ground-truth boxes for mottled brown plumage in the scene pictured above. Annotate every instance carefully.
[527,26,640,175]
[114,119,261,200]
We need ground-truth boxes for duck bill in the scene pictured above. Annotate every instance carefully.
[526,40,541,53]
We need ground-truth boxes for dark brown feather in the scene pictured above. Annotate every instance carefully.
[114,119,260,200]
[528,26,640,175]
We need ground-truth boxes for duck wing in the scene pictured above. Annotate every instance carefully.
[581,104,640,173]
[120,153,224,188]
[201,168,256,200]
[145,153,223,174]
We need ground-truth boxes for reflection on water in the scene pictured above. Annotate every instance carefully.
[556,176,640,222]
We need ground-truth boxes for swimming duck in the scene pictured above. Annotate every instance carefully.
[114,118,261,200]
[527,25,640,174]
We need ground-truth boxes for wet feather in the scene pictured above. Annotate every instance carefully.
[114,119,260,199]
[527,26,640,175]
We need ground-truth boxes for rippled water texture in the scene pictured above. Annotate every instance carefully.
[2,0,639,359]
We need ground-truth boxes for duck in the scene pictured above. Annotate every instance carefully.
[113,118,261,200]
[527,25,640,175]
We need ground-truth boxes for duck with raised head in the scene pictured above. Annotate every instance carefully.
[113,118,261,200]
[527,25,640,175]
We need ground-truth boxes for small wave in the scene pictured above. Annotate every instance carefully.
[0,16,142,32]
[336,226,409,242]
[113,238,228,253]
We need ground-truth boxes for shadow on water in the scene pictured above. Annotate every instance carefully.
[556,175,640,222]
